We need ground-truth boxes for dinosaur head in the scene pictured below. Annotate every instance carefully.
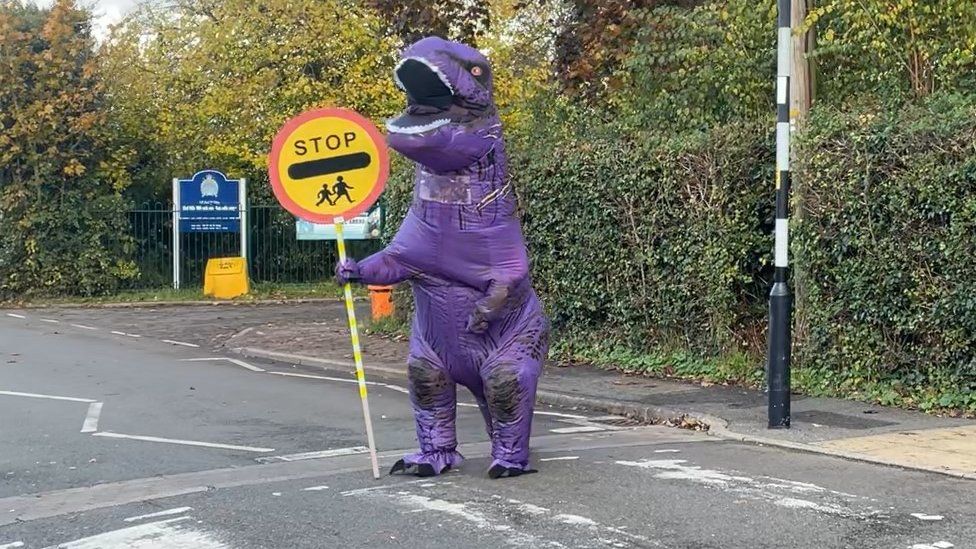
[386,36,499,173]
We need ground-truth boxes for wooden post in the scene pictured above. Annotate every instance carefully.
[791,0,813,125]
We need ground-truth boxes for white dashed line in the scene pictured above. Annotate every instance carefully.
[93,432,274,453]
[124,506,193,522]
[539,456,580,462]
[302,485,330,492]
[911,513,944,521]
[0,542,25,549]
[5,314,25,319]
[0,390,96,403]
[40,319,59,324]
[111,331,142,338]
[80,402,103,433]
[163,340,200,348]
[71,324,97,331]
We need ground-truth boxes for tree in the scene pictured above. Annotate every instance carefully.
[806,0,976,100]
[102,0,402,198]
[367,0,490,46]
[543,0,703,97]
[791,0,814,124]
[0,0,136,298]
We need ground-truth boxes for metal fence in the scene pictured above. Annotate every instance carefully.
[125,203,381,290]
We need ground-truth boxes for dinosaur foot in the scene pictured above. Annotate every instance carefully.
[389,459,449,477]
[487,464,538,479]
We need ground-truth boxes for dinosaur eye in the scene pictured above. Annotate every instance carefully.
[470,66,483,77]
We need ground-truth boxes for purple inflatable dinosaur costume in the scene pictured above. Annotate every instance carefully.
[336,36,549,479]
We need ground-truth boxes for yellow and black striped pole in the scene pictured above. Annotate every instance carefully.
[334,217,381,478]
[767,0,793,429]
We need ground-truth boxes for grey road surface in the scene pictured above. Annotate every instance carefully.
[1,313,973,549]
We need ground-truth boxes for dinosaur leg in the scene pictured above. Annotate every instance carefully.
[481,312,548,479]
[475,395,494,439]
[391,349,462,477]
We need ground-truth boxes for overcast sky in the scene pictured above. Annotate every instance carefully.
[31,0,139,39]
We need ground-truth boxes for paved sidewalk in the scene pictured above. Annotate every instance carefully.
[225,318,976,481]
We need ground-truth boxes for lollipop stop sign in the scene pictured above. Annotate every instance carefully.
[268,107,389,479]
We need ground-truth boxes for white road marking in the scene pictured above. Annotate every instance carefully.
[40,318,59,324]
[268,371,356,383]
[183,357,264,372]
[71,324,97,331]
[654,449,681,453]
[911,513,944,521]
[367,490,658,548]
[5,314,25,319]
[340,479,441,497]
[533,410,588,419]
[123,506,193,522]
[554,514,597,526]
[617,459,879,519]
[80,402,103,433]
[0,390,96,403]
[40,517,228,549]
[912,543,954,549]
[549,426,605,434]
[302,485,330,492]
[508,500,550,515]
[110,331,141,338]
[378,383,410,394]
[267,371,409,394]
[256,446,370,464]
[163,340,200,348]
[0,542,25,549]
[93,432,274,453]
[539,456,580,462]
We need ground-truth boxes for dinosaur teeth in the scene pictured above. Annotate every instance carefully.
[386,117,453,135]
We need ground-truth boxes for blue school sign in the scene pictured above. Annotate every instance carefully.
[177,170,242,232]
[171,170,248,289]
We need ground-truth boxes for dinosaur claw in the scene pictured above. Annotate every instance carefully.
[389,459,407,475]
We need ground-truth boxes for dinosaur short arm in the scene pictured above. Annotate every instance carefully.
[356,249,414,286]
[467,273,528,333]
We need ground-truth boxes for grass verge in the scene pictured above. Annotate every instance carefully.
[2,282,364,307]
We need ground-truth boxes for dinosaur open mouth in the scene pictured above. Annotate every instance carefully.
[395,57,454,109]
[388,57,457,135]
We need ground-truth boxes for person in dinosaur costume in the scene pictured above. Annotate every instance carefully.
[335,36,549,479]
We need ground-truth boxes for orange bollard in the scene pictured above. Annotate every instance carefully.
[368,285,395,321]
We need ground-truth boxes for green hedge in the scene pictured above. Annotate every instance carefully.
[793,94,976,412]
[513,113,773,357]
